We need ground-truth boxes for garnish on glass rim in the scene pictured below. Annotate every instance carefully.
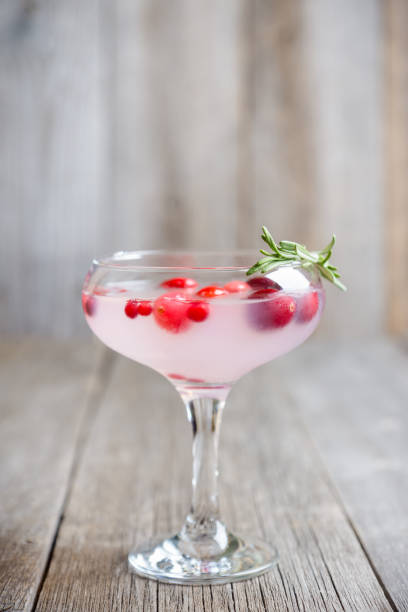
[247,226,347,291]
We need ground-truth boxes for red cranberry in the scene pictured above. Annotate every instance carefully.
[248,288,279,299]
[161,277,198,289]
[167,373,186,380]
[247,276,282,291]
[137,301,153,316]
[167,373,204,383]
[153,292,190,333]
[82,294,96,317]
[94,286,109,296]
[248,290,296,329]
[224,280,250,293]
[187,301,210,322]
[297,291,319,322]
[196,285,228,298]
[124,300,138,319]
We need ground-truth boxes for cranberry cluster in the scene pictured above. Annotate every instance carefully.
[126,277,227,333]
[83,275,320,333]
[246,276,319,329]
[125,276,319,333]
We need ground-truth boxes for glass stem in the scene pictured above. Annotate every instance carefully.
[179,395,229,559]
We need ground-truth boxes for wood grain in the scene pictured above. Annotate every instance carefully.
[385,0,408,334]
[110,0,243,251]
[239,0,384,339]
[300,0,384,337]
[0,0,110,337]
[35,352,391,611]
[246,0,318,246]
[0,340,111,611]
[0,0,400,338]
[280,340,408,610]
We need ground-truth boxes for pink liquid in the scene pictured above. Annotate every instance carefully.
[84,271,323,385]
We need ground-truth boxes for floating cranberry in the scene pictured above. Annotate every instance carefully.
[248,290,296,329]
[167,373,186,380]
[153,292,190,333]
[94,286,109,296]
[247,276,282,291]
[137,300,153,316]
[124,300,139,319]
[161,277,198,290]
[224,280,250,293]
[297,291,319,322]
[248,288,279,299]
[82,294,96,317]
[187,301,210,322]
[196,285,228,298]
[167,373,204,383]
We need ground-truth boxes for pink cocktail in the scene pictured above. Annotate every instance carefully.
[82,250,324,584]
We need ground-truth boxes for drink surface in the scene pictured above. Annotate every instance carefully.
[83,266,324,385]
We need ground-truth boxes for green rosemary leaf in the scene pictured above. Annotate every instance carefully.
[247,262,263,276]
[279,240,298,252]
[261,226,280,254]
[278,250,297,260]
[320,250,332,265]
[317,264,335,282]
[295,245,319,263]
[247,226,346,291]
[260,261,285,274]
[320,234,336,254]
[256,256,276,266]
[333,277,347,291]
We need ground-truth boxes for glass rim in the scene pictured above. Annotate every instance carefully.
[92,249,304,273]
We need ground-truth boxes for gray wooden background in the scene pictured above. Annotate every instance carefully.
[1,0,407,338]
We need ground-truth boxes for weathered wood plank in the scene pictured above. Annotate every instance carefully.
[234,0,384,339]
[0,0,109,337]
[291,0,384,337]
[279,340,408,610]
[385,0,408,334]
[0,340,110,611]
[111,0,243,251]
[245,0,318,246]
[36,352,391,611]
[0,0,395,339]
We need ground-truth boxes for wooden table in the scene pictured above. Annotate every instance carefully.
[1,338,407,611]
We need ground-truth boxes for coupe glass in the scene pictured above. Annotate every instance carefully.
[82,250,324,584]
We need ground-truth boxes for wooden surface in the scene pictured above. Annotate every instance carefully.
[386,0,408,334]
[0,341,111,611]
[1,339,408,610]
[1,0,401,337]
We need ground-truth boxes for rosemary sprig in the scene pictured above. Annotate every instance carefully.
[247,226,347,291]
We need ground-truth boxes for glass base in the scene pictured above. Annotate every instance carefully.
[128,531,278,585]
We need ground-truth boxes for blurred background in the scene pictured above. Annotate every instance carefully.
[0,0,407,338]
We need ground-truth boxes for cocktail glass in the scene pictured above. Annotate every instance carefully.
[82,250,324,584]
